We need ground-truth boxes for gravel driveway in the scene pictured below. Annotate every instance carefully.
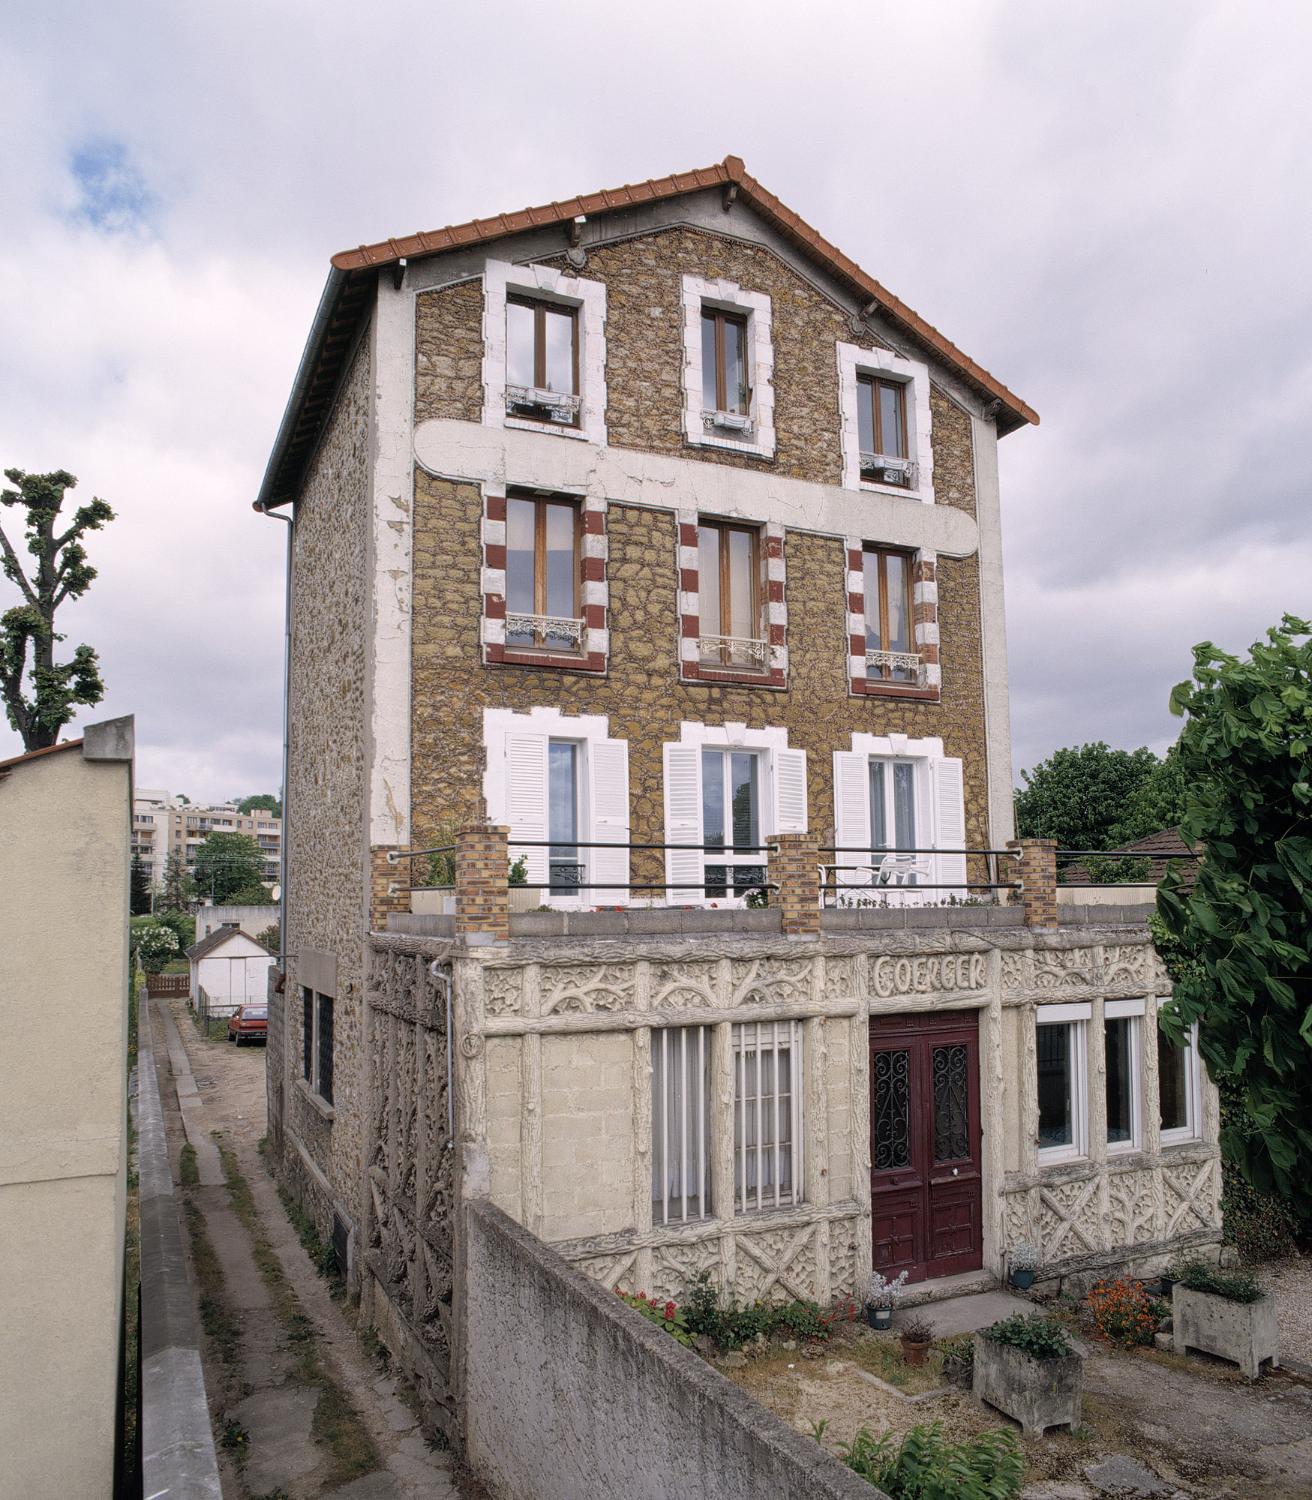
[1264,1256,1312,1367]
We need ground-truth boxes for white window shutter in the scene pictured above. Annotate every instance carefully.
[663,743,704,901]
[588,738,630,904]
[832,751,871,889]
[771,747,808,835]
[504,732,549,886]
[930,756,967,899]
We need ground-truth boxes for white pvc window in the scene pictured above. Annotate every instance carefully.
[651,1026,710,1225]
[1105,998,1144,1154]
[1159,1016,1201,1145]
[1036,1003,1090,1164]
[733,1020,803,1213]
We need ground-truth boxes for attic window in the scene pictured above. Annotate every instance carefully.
[680,276,775,459]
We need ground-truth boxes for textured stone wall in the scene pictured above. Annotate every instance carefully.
[415,278,484,423]
[410,481,990,888]
[283,327,372,1236]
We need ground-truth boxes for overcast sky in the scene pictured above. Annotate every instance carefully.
[2,1,1308,802]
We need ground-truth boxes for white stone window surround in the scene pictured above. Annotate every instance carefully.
[482,705,629,908]
[481,258,608,446]
[837,341,934,504]
[1105,997,1145,1156]
[1160,1016,1202,1147]
[680,275,776,459]
[663,721,807,908]
[1036,1001,1091,1166]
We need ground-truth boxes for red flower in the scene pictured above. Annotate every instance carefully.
[664,1301,676,1320]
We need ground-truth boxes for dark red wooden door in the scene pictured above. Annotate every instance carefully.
[870,1011,983,1283]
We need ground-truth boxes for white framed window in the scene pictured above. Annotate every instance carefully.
[482,259,607,445]
[1159,1015,1201,1145]
[651,1026,710,1225]
[831,734,965,905]
[734,1020,802,1213]
[680,275,775,458]
[483,707,629,906]
[1036,1002,1090,1164]
[1105,998,1145,1154]
[663,722,806,906]
[837,342,934,503]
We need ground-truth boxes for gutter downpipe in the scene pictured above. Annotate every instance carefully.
[256,500,293,960]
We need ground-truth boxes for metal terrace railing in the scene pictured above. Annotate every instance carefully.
[1054,846,1202,888]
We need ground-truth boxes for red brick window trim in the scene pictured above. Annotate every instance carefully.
[481,489,608,675]
[846,540,940,700]
[676,513,787,688]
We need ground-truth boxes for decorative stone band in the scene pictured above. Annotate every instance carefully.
[482,490,608,674]
[677,512,787,688]
[847,539,941,699]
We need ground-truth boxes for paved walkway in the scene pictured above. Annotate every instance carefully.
[155,998,463,1499]
[895,1288,1036,1338]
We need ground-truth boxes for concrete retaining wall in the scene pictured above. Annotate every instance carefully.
[462,1198,881,1500]
[138,1002,222,1499]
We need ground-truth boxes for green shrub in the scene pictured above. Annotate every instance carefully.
[937,1333,975,1387]
[681,1271,837,1350]
[615,1289,692,1346]
[840,1421,1023,1499]
[1171,1258,1263,1303]
[982,1313,1073,1359]
[129,916,179,973]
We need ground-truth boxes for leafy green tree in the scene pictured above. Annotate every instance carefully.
[160,852,196,911]
[236,793,281,817]
[1156,615,1312,1224]
[129,917,179,974]
[255,922,281,955]
[225,882,272,906]
[130,856,152,916]
[1014,742,1160,868]
[1109,743,1190,846]
[155,908,195,954]
[192,831,265,903]
[0,468,114,750]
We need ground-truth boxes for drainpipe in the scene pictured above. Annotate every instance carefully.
[256,500,293,962]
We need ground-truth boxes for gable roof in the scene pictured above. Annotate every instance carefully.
[256,156,1037,512]
[186,924,273,961]
[1061,828,1201,887]
[0,738,83,780]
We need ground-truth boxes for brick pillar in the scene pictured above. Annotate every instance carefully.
[455,824,510,944]
[370,845,412,932]
[1008,839,1058,930]
[771,831,821,937]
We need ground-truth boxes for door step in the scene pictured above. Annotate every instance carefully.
[898,1270,1000,1309]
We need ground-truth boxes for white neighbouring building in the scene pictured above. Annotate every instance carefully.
[186,923,275,1018]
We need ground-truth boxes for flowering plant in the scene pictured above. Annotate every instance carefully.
[615,1287,693,1346]
[1086,1277,1158,1348]
[867,1269,910,1307]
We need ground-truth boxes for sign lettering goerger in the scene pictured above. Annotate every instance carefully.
[871,953,987,998]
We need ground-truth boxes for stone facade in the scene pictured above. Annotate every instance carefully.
[280,328,373,1240]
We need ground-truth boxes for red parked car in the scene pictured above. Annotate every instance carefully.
[227,1004,268,1045]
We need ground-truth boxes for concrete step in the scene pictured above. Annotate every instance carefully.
[898,1270,1002,1309]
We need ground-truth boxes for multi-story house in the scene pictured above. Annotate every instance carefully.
[257,159,1220,1424]
[133,788,282,888]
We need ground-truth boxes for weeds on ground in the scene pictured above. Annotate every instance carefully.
[218,1416,249,1452]
[182,1200,242,1372]
[276,1180,343,1289]
[840,1422,1024,1499]
[179,1142,199,1186]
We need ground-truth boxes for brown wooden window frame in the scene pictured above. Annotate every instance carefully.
[698,518,764,669]
[701,306,751,416]
[505,492,583,654]
[507,294,581,425]
[863,545,916,683]
[857,375,910,483]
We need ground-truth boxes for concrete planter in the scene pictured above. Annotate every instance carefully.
[1172,1285,1279,1379]
[973,1334,1083,1438]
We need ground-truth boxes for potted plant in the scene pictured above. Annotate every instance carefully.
[899,1314,935,1367]
[1171,1258,1278,1380]
[974,1313,1083,1438]
[866,1269,909,1331]
[1008,1242,1040,1291]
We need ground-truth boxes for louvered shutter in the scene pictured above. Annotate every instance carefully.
[504,732,549,886]
[832,751,871,890]
[663,743,704,901]
[588,738,630,905]
[930,756,967,899]
[771,747,808,835]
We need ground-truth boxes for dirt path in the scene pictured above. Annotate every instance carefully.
[153,997,463,1499]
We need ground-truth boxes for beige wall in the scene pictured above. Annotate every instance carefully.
[0,737,131,1500]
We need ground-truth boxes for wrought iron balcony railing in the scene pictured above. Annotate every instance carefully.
[698,634,769,670]
[506,613,585,651]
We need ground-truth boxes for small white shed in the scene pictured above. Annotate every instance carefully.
[186,923,273,1019]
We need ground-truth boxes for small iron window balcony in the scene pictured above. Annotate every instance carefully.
[702,409,755,438]
[505,612,585,653]
[859,452,916,487]
[866,648,923,686]
[699,634,769,671]
[504,384,580,426]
